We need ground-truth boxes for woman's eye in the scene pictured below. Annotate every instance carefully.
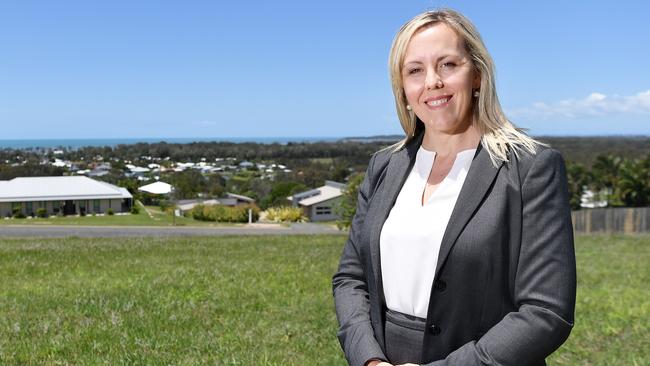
[408,68,422,75]
[440,62,456,69]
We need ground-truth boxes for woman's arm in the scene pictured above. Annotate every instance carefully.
[424,148,577,365]
[333,153,389,366]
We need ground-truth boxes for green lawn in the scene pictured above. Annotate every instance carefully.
[0,203,241,227]
[0,234,647,365]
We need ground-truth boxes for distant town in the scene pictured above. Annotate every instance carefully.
[1,136,648,227]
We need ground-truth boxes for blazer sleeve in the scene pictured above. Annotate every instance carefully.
[333,153,388,366]
[425,148,577,365]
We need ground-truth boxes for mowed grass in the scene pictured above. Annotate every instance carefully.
[0,234,648,365]
[0,204,235,227]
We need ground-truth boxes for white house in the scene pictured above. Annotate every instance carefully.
[0,176,133,217]
[288,181,346,222]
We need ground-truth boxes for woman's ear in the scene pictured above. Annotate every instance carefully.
[473,71,481,89]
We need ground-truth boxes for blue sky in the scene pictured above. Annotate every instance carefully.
[1,0,648,139]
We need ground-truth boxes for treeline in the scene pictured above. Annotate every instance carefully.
[2,136,649,167]
[566,155,650,209]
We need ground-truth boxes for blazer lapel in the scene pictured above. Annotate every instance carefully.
[367,135,504,308]
[434,142,504,279]
[368,134,422,295]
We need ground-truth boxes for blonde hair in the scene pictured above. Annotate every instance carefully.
[388,9,543,166]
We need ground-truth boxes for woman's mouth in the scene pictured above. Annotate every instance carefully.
[425,95,452,109]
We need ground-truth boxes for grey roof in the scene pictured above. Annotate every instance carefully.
[0,176,132,202]
[288,182,345,207]
[225,192,255,203]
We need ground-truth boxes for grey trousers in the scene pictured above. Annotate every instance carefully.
[384,309,427,364]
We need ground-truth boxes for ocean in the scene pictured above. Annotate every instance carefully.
[0,137,345,150]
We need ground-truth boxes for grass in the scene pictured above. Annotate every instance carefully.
[0,234,647,365]
[0,203,245,227]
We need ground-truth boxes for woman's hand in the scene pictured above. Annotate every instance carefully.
[366,361,393,366]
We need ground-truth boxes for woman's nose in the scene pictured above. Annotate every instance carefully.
[425,69,442,90]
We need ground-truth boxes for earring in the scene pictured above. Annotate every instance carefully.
[406,105,412,111]
[473,90,480,97]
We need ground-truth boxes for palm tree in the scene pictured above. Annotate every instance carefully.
[590,155,622,206]
[617,156,650,207]
[565,162,591,210]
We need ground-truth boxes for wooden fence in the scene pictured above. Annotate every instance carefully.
[571,206,650,234]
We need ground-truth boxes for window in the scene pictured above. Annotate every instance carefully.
[25,202,33,215]
[93,200,101,213]
[315,206,331,215]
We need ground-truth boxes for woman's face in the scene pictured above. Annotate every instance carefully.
[402,23,480,135]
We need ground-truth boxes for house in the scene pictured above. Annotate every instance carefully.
[0,176,133,217]
[176,193,255,214]
[580,188,609,208]
[288,181,346,222]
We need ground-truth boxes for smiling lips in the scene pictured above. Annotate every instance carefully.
[424,95,453,109]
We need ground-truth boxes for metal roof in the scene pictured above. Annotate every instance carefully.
[138,181,173,195]
[294,185,344,207]
[0,176,132,202]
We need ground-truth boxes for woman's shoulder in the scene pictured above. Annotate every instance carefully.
[508,144,567,184]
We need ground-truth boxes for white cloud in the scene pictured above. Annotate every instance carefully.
[507,90,650,119]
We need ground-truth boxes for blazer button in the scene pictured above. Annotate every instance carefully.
[434,280,446,291]
[429,324,441,335]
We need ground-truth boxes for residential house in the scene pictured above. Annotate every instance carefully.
[288,181,346,222]
[0,176,132,217]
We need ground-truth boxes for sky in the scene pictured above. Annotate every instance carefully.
[1,0,649,139]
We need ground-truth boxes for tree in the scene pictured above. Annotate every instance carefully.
[617,156,650,207]
[565,162,590,210]
[336,173,364,230]
[590,155,622,206]
[261,181,308,209]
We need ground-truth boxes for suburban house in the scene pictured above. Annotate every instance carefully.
[288,181,346,221]
[0,176,133,217]
[177,193,256,213]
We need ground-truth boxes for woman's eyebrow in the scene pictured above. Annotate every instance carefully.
[403,52,463,66]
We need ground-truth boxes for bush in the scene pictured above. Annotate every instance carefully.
[13,211,26,219]
[191,204,259,223]
[130,205,140,214]
[265,206,306,223]
[159,199,171,211]
[107,208,114,216]
[36,208,48,218]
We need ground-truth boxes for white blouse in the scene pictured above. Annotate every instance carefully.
[380,145,476,318]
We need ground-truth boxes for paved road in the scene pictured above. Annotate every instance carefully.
[0,222,345,238]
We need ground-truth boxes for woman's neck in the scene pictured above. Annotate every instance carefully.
[420,124,481,157]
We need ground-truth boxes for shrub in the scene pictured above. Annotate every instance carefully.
[107,208,114,216]
[130,205,140,214]
[191,204,259,223]
[159,199,171,211]
[13,210,26,219]
[36,208,48,218]
[265,206,306,223]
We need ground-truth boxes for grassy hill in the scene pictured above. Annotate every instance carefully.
[0,234,648,365]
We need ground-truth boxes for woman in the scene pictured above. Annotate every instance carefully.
[333,9,576,366]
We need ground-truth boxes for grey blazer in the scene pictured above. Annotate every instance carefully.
[332,131,576,366]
